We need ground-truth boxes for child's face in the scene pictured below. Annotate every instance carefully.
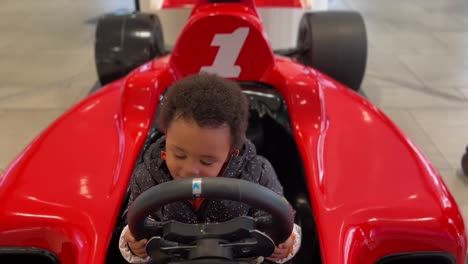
[165,117,232,179]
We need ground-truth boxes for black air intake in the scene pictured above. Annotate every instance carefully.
[0,247,60,264]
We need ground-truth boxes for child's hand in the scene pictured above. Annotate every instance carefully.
[265,235,295,262]
[124,229,149,258]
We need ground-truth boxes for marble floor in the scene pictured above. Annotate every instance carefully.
[0,0,467,230]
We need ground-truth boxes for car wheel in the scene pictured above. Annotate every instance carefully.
[135,0,140,11]
[462,146,468,176]
[95,12,165,85]
[296,11,367,92]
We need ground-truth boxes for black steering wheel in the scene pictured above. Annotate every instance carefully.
[127,177,294,264]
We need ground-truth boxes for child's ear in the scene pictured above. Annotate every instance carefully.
[231,149,240,156]
[160,151,167,160]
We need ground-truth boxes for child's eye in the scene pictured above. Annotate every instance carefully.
[174,154,186,160]
[200,160,214,166]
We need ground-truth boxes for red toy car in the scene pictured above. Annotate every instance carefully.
[0,0,466,263]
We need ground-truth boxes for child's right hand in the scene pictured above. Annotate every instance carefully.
[124,229,149,258]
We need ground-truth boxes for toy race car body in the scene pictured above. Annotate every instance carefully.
[0,0,466,263]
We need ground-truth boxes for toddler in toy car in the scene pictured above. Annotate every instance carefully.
[119,73,301,263]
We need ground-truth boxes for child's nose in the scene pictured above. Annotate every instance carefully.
[189,168,200,177]
[185,161,201,177]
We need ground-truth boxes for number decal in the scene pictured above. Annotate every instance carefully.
[200,27,249,78]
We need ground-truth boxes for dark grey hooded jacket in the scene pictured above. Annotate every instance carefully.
[127,136,283,224]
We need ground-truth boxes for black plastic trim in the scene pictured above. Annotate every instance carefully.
[0,247,60,263]
[237,81,275,90]
[376,251,456,264]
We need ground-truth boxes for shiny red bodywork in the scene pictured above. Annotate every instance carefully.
[0,0,466,263]
[161,0,304,9]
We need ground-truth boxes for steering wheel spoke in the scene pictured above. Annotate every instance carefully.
[147,237,194,261]
[225,230,275,257]
[143,218,165,237]
[162,216,255,243]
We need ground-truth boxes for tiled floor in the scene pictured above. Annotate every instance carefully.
[0,0,467,227]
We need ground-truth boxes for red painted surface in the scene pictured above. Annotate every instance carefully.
[0,58,176,263]
[262,57,467,263]
[162,0,304,9]
[169,3,274,80]
[0,0,466,263]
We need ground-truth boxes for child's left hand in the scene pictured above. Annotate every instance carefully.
[265,235,295,262]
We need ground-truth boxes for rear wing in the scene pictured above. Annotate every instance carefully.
[137,0,317,10]
[137,0,327,49]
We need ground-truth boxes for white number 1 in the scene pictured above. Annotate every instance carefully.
[200,27,249,78]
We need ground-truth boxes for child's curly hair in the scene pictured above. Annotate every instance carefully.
[157,73,249,149]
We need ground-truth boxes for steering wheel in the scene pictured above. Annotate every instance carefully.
[127,177,294,264]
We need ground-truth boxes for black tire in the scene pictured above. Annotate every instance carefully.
[95,12,165,85]
[135,0,140,11]
[296,11,367,92]
[462,146,468,176]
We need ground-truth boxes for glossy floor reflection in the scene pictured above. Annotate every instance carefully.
[0,0,467,225]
